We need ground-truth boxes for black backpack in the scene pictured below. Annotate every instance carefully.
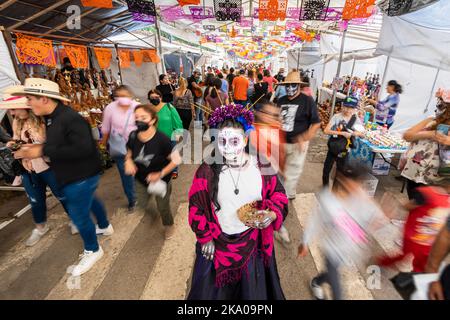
[327,115,357,157]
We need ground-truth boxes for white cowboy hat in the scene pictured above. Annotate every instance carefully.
[4,78,70,102]
[0,93,30,109]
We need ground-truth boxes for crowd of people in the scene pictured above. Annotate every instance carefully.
[0,62,449,300]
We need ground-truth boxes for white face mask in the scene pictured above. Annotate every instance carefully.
[217,128,246,163]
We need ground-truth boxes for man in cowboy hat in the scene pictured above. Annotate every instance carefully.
[9,78,113,277]
[277,71,321,200]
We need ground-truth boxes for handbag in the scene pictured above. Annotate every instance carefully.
[108,108,133,158]
[0,147,25,183]
[327,115,357,156]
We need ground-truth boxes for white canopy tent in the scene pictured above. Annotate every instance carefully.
[0,31,20,122]
[317,0,450,133]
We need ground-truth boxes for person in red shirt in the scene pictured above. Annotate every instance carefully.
[263,69,279,97]
[378,185,450,272]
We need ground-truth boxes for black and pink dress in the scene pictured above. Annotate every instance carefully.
[187,160,288,300]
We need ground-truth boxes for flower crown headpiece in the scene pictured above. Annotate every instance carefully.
[208,103,255,133]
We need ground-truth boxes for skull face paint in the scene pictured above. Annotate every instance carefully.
[286,84,299,97]
[217,128,246,162]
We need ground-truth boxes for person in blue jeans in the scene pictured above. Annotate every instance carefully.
[101,85,138,211]
[21,169,68,246]
[11,78,113,277]
[0,96,72,247]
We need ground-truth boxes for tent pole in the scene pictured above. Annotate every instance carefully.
[424,67,440,113]
[347,57,356,95]
[296,48,301,71]
[154,14,166,74]
[330,26,347,117]
[114,43,123,84]
[1,28,24,83]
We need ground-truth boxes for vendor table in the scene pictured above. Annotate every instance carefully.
[347,137,407,171]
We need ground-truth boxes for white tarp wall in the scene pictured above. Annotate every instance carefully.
[0,32,20,121]
[374,1,450,133]
[380,57,450,134]
[317,0,450,133]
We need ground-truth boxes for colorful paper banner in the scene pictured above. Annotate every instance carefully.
[15,33,56,67]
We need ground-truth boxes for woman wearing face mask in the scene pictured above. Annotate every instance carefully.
[124,104,181,240]
[1,95,71,246]
[101,85,138,211]
[187,104,288,300]
[147,89,183,179]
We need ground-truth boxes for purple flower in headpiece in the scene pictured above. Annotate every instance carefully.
[208,104,255,133]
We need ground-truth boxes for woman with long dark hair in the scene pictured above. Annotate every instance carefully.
[187,104,288,300]
[368,80,403,129]
[205,78,229,111]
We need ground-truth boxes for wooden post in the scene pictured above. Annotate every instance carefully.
[1,28,24,83]
[330,27,347,117]
[114,43,123,84]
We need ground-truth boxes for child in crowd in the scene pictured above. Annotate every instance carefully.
[298,165,389,300]
[378,183,450,272]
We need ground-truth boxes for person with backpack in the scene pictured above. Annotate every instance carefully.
[322,96,365,187]
[173,77,195,130]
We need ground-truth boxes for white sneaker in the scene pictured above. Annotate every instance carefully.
[25,225,49,247]
[310,278,326,300]
[278,225,291,243]
[71,223,114,236]
[71,247,104,277]
[70,222,79,235]
[96,224,114,236]
[391,219,406,228]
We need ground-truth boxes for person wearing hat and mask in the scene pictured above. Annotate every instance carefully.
[10,78,112,277]
[277,71,321,200]
[322,96,365,187]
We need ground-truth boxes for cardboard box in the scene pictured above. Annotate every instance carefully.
[372,154,391,176]
[361,174,379,197]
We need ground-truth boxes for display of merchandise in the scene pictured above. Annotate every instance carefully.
[364,122,409,150]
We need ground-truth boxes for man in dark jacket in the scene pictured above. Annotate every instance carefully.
[11,78,113,277]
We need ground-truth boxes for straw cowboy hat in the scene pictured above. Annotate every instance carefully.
[4,78,70,102]
[0,93,30,109]
[278,71,307,85]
